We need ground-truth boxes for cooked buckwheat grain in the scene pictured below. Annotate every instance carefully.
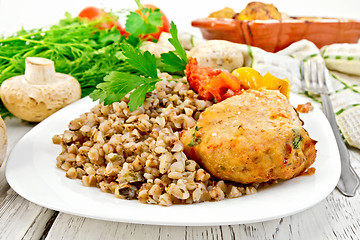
[53,74,260,206]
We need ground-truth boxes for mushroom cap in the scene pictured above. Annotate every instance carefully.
[0,73,81,122]
[140,32,175,58]
[0,115,6,166]
[188,40,245,72]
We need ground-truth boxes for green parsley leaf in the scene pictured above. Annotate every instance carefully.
[160,51,187,73]
[91,22,188,112]
[125,7,163,39]
[128,80,157,111]
[102,74,145,105]
[89,89,107,103]
[125,12,148,36]
[146,9,163,29]
[121,43,158,79]
[90,71,148,105]
[160,22,188,75]
[292,128,303,149]
[168,21,188,63]
[90,44,161,111]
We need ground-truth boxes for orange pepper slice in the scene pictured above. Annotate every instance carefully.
[185,58,291,102]
[205,72,242,101]
[232,67,291,98]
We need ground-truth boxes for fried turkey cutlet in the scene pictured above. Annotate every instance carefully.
[180,89,317,184]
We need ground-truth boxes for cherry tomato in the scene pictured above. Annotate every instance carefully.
[78,6,125,33]
[135,4,170,40]
[78,6,104,20]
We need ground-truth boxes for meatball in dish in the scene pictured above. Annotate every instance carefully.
[180,89,317,184]
[234,2,282,20]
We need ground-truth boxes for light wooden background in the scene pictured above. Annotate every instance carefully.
[1,0,360,239]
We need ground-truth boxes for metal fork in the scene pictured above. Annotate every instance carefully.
[301,58,360,197]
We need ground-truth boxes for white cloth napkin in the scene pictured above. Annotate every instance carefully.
[248,40,360,149]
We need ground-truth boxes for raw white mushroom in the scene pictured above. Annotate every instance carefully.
[188,40,245,72]
[139,32,204,58]
[140,32,175,58]
[178,32,204,51]
[0,115,6,166]
[0,57,81,122]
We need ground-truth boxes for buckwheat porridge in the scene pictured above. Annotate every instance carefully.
[53,73,260,206]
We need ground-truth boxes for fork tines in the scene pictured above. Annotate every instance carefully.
[301,57,328,95]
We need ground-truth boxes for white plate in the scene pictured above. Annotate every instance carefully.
[5,94,340,226]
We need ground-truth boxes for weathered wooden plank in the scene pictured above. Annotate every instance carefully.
[3,118,35,161]
[0,168,10,204]
[46,213,188,240]
[0,188,56,240]
[0,118,54,239]
[0,118,56,239]
[43,189,360,240]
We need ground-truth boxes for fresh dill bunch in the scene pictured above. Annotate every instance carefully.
[0,12,139,118]
[0,6,181,118]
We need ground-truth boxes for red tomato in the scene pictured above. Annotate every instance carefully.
[78,6,124,33]
[78,6,104,20]
[135,4,170,40]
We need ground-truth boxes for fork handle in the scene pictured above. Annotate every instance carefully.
[321,93,360,197]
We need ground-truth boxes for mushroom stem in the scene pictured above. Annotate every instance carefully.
[25,57,57,85]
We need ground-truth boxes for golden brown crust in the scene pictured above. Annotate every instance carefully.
[181,90,317,184]
[208,7,236,19]
[234,2,282,20]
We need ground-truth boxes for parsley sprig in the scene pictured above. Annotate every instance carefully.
[90,22,188,111]
[160,22,188,73]
[292,128,303,149]
[89,43,160,111]
[125,9,163,39]
[121,43,158,79]
[125,0,164,41]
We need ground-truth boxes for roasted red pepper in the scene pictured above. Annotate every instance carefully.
[185,57,243,102]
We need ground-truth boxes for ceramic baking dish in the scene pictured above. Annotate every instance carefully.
[192,17,360,52]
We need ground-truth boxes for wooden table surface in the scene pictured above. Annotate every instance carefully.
[1,117,360,240]
[1,0,360,238]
